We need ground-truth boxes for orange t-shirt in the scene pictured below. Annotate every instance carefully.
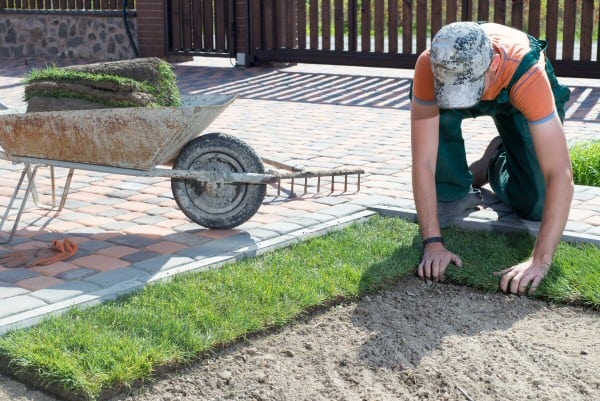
[412,23,557,124]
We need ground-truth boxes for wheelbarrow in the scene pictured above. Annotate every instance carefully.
[0,94,363,243]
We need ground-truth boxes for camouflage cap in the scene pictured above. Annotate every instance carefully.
[430,22,494,109]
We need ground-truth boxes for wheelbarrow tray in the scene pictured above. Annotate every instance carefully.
[0,94,236,170]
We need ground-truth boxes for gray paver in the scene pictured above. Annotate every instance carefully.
[133,255,195,274]
[84,267,151,288]
[31,281,102,303]
[0,295,47,319]
[0,268,39,283]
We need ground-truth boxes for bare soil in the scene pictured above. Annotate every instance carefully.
[1,277,598,401]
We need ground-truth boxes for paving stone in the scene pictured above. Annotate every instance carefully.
[0,282,29,299]
[258,221,305,235]
[106,235,160,249]
[0,295,47,319]
[564,221,594,234]
[133,255,195,273]
[319,203,366,217]
[83,267,151,288]
[57,267,97,281]
[121,250,163,263]
[0,268,39,284]
[77,240,113,252]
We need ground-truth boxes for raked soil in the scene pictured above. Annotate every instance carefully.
[1,276,599,401]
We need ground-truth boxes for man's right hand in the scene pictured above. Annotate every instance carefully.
[417,243,463,282]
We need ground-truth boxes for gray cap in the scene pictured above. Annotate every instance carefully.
[430,22,494,109]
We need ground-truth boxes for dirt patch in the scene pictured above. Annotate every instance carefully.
[1,277,598,401]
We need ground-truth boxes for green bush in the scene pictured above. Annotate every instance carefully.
[570,140,600,187]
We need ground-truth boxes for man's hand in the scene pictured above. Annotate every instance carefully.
[417,243,463,282]
[495,258,550,295]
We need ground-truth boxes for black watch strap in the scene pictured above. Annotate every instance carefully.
[422,236,444,247]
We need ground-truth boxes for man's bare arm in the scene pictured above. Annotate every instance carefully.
[411,101,463,280]
[498,115,574,294]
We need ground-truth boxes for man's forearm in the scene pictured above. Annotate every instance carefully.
[412,166,441,239]
[532,174,574,265]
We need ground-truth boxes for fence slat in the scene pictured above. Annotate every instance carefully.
[285,0,296,48]
[579,0,594,61]
[545,0,559,60]
[334,0,344,50]
[348,0,357,52]
[562,0,577,60]
[262,0,274,50]
[215,0,226,51]
[309,0,318,50]
[192,0,203,50]
[511,0,523,30]
[446,0,457,24]
[494,0,506,24]
[416,0,427,53]
[402,0,413,53]
[183,0,194,51]
[251,0,262,50]
[323,0,331,51]
[275,0,284,48]
[477,0,489,22]
[431,0,442,36]
[297,0,307,49]
[361,0,371,52]
[170,0,183,51]
[203,0,214,50]
[527,0,541,37]
[388,0,398,53]
[374,0,384,52]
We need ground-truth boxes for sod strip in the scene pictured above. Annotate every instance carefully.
[0,216,598,401]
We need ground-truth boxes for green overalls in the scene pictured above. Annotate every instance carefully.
[435,36,571,220]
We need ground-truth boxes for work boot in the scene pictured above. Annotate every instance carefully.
[437,189,483,228]
[470,136,503,188]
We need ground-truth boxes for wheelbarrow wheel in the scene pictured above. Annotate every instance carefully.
[171,132,266,229]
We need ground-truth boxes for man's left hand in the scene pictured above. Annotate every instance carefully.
[495,258,550,295]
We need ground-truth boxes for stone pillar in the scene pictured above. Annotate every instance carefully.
[136,0,166,58]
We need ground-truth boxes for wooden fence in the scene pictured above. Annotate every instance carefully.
[249,0,599,77]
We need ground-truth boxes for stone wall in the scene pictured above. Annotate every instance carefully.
[0,12,138,61]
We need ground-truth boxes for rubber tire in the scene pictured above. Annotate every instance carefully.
[171,132,266,229]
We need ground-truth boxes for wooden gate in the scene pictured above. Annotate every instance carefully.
[167,0,235,57]
[248,0,600,78]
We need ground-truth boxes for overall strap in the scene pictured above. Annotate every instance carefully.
[506,36,547,92]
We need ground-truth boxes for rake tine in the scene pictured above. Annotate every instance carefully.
[317,175,321,192]
[344,174,348,192]
[357,173,361,192]
[304,177,308,194]
[277,178,281,196]
[331,175,334,192]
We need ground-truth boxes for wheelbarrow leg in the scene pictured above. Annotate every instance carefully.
[26,165,74,210]
[0,164,40,244]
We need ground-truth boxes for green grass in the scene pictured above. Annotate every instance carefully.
[570,140,600,187]
[0,216,598,400]
[25,60,181,108]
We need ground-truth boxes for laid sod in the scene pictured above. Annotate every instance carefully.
[0,216,598,400]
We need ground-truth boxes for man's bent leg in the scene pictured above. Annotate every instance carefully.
[436,109,473,201]
[436,109,482,227]
[488,112,546,220]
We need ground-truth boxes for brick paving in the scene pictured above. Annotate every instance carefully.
[0,57,599,333]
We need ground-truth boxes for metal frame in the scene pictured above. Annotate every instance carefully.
[0,154,363,244]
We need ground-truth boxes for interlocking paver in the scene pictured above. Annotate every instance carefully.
[0,57,598,333]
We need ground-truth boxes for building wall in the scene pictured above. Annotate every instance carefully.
[0,13,137,61]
